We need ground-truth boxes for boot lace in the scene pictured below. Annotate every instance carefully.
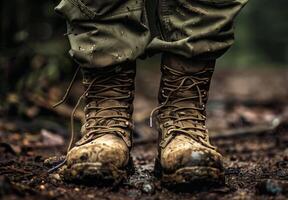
[150,65,216,150]
[76,66,134,146]
[48,65,134,172]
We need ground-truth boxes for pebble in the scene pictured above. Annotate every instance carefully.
[39,185,45,190]
[141,182,155,194]
[87,194,95,198]
[225,167,240,175]
[50,173,61,181]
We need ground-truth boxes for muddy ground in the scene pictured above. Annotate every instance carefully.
[0,67,288,200]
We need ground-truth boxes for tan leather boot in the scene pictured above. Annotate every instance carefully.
[63,63,135,183]
[152,54,224,186]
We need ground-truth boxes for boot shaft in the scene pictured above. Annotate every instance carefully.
[154,53,216,149]
[81,63,136,104]
[78,62,136,147]
[159,53,215,107]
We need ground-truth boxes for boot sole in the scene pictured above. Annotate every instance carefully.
[162,167,224,183]
[160,166,225,188]
[61,161,132,185]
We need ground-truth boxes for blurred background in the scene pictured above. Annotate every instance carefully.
[0,0,288,134]
[0,1,288,199]
[1,0,288,122]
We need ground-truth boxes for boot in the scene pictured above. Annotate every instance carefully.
[152,53,224,185]
[63,63,135,183]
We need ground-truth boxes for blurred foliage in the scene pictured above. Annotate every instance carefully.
[0,0,74,115]
[0,0,287,115]
[219,0,288,68]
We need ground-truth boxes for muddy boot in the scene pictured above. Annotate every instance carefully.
[152,53,224,186]
[63,63,136,184]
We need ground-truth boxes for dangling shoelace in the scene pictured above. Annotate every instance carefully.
[48,66,133,173]
[149,65,216,149]
[47,66,80,173]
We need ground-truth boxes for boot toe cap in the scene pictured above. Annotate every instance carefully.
[161,135,223,174]
[66,134,129,168]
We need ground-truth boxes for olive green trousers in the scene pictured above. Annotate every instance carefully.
[55,0,247,68]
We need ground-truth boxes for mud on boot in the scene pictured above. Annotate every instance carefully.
[151,54,225,187]
[62,63,136,184]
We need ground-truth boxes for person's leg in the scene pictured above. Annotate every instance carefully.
[55,0,150,68]
[149,0,248,185]
[148,0,247,59]
[54,0,149,182]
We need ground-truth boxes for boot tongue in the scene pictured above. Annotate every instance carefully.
[156,54,216,147]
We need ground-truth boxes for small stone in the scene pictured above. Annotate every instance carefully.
[225,167,240,175]
[39,185,45,190]
[141,182,155,194]
[87,194,95,198]
[74,187,80,192]
[50,173,61,181]
[71,170,77,176]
